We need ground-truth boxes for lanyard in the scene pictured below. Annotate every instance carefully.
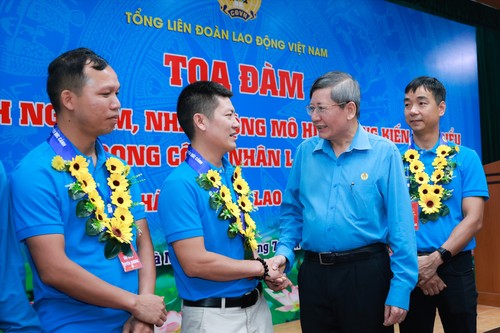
[185,145,246,231]
[47,125,114,212]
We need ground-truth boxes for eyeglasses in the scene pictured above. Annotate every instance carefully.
[306,102,347,116]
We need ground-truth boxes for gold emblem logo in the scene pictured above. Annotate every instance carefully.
[361,173,369,181]
[218,0,262,21]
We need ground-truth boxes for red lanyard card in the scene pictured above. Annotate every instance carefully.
[411,201,419,231]
[118,245,143,272]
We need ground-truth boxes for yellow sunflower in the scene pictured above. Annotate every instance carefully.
[107,173,128,191]
[247,236,258,251]
[414,172,429,185]
[88,190,105,211]
[69,156,89,178]
[111,190,132,208]
[404,149,420,163]
[233,177,250,195]
[207,170,222,188]
[419,193,442,214]
[77,173,97,194]
[94,207,107,222]
[226,201,240,217]
[430,184,444,198]
[219,185,232,203]
[113,207,134,225]
[244,228,258,249]
[52,155,67,171]
[244,213,256,231]
[437,145,451,157]
[238,196,253,213]
[431,169,444,183]
[432,156,447,170]
[104,217,133,243]
[106,157,125,174]
[418,184,433,197]
[233,166,242,180]
[409,160,425,174]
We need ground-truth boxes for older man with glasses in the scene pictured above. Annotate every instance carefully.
[271,71,418,333]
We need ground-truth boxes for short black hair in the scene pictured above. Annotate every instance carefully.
[405,76,446,104]
[176,81,233,140]
[47,47,108,112]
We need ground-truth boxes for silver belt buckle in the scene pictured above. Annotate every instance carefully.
[319,252,335,265]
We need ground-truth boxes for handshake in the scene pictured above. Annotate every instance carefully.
[261,255,293,292]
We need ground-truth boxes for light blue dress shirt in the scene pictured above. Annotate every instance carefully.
[276,124,418,310]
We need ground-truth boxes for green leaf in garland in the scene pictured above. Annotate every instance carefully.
[104,238,122,259]
[85,218,103,236]
[243,247,253,259]
[98,231,110,242]
[218,207,233,220]
[209,195,220,211]
[440,204,450,217]
[76,199,93,218]
[195,175,213,190]
[120,242,133,256]
[68,187,86,201]
[227,222,240,239]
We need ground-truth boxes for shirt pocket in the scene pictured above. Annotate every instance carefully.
[343,183,382,223]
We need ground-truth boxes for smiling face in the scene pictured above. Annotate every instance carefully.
[404,86,445,136]
[309,87,355,143]
[67,63,121,138]
[202,96,240,155]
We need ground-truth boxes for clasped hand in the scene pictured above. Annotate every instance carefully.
[263,255,292,291]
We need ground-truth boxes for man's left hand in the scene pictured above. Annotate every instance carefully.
[383,305,407,326]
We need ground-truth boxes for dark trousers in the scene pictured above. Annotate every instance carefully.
[298,251,393,333]
[399,251,477,333]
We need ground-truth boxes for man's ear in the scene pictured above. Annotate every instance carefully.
[193,113,207,131]
[60,90,75,111]
[438,100,446,117]
[345,101,357,120]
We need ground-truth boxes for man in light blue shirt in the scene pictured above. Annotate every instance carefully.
[272,71,418,332]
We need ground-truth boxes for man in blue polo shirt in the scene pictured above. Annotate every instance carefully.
[158,81,289,333]
[10,48,167,332]
[271,71,418,332]
[399,76,489,333]
[0,160,41,332]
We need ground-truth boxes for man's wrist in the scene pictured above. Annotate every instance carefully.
[436,247,452,263]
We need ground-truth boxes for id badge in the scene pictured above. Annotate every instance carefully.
[411,201,419,231]
[118,245,143,272]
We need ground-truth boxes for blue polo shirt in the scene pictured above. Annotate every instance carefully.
[10,139,145,333]
[399,139,489,252]
[276,124,418,310]
[0,160,41,332]
[158,157,259,301]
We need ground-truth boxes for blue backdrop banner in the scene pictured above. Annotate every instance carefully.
[0,0,480,329]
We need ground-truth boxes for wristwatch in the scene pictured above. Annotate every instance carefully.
[437,247,452,263]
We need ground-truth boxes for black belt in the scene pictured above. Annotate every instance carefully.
[306,243,387,265]
[183,283,262,309]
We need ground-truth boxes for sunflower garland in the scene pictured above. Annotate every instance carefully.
[402,144,459,223]
[196,166,258,251]
[51,155,141,259]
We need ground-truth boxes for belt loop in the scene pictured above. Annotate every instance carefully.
[221,298,226,313]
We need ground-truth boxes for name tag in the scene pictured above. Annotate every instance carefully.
[412,201,419,231]
[118,245,143,272]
